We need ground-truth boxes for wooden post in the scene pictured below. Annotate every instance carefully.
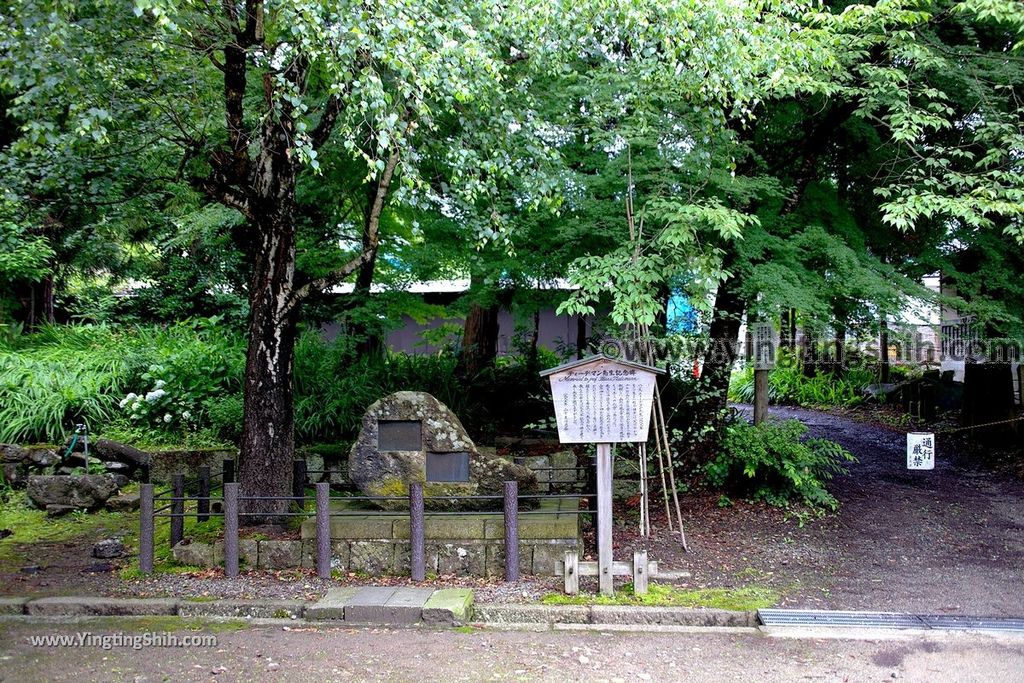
[224,482,239,578]
[596,442,613,596]
[753,368,769,425]
[410,482,425,582]
[197,465,211,522]
[170,473,184,549]
[632,550,649,595]
[503,480,519,582]
[139,483,154,574]
[564,551,579,595]
[315,482,331,579]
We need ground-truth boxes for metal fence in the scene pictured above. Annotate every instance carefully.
[140,459,593,584]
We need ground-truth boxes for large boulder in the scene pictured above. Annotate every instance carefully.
[26,474,119,511]
[348,391,538,511]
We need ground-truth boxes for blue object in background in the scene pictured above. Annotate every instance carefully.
[667,292,697,333]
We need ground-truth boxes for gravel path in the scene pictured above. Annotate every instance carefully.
[2,618,1024,682]
[615,404,1024,616]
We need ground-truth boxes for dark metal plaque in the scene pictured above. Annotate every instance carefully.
[426,451,470,482]
[377,420,422,451]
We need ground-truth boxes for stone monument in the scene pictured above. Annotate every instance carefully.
[348,391,538,510]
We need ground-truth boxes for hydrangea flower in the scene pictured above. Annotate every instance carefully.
[163,413,173,423]
[145,389,167,402]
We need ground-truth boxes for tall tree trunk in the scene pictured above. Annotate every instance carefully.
[237,104,301,523]
[238,211,299,523]
[880,319,891,383]
[457,300,500,379]
[352,177,385,356]
[576,315,587,360]
[699,272,746,426]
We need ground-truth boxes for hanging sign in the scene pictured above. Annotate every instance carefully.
[907,432,935,470]
[540,355,663,444]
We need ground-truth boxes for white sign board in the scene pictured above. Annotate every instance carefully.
[907,432,935,470]
[752,322,776,370]
[544,357,659,443]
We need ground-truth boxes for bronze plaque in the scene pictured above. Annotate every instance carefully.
[426,451,470,482]
[377,420,422,451]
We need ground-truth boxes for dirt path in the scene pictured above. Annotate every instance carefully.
[620,405,1024,616]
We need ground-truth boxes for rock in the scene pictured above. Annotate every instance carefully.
[46,504,77,517]
[83,562,116,573]
[106,491,141,512]
[93,439,149,468]
[2,463,26,488]
[93,538,125,559]
[111,474,130,489]
[20,565,42,574]
[103,461,130,472]
[26,448,60,468]
[347,391,538,511]
[26,474,119,511]
[172,540,216,568]
[0,444,28,463]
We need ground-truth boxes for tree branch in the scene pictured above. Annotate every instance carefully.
[310,95,342,150]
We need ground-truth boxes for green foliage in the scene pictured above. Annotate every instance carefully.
[705,419,856,511]
[0,321,243,443]
[540,583,778,611]
[729,362,873,408]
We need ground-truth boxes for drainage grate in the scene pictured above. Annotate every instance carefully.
[758,610,925,629]
[758,609,1024,633]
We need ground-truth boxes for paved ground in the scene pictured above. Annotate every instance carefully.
[1,618,1023,682]
[616,404,1024,615]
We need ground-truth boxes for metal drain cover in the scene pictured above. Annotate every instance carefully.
[758,609,1024,633]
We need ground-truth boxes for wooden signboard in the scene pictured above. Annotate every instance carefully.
[541,355,663,595]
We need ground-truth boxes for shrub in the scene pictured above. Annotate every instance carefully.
[704,419,856,510]
[728,354,873,408]
[0,320,243,443]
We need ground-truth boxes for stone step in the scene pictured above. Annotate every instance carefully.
[306,586,473,625]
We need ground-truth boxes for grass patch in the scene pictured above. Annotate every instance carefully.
[540,583,779,611]
[0,492,135,571]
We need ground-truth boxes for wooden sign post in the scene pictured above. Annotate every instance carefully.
[541,355,663,596]
[750,322,775,425]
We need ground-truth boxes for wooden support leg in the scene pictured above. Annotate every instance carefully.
[564,551,579,595]
[597,443,613,596]
[632,550,649,595]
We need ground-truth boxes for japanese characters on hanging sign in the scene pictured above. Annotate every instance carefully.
[907,432,935,470]
[751,322,776,370]
[541,356,662,444]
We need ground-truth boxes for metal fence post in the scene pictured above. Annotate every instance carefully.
[410,482,425,582]
[504,480,519,582]
[315,482,331,579]
[197,466,211,522]
[222,458,235,485]
[224,482,239,578]
[139,483,154,574]
[293,459,307,501]
[170,473,185,549]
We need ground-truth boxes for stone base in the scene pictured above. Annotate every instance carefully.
[171,497,582,577]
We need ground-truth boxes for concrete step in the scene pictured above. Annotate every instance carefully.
[306,586,473,625]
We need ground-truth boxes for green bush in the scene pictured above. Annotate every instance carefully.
[728,353,873,408]
[704,419,856,510]
[0,321,243,443]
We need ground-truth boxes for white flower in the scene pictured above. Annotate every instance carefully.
[145,389,167,402]
[163,413,173,423]
[182,411,192,420]
[154,380,166,389]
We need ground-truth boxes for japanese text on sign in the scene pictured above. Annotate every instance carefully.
[547,359,658,443]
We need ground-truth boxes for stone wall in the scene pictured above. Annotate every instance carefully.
[172,497,582,578]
